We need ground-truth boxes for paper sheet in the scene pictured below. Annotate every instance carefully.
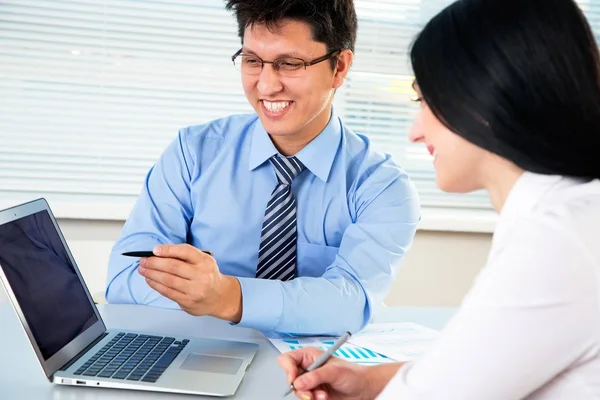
[348,322,439,362]
[268,336,394,365]
[268,322,439,364]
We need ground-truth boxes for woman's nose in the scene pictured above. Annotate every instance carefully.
[409,118,424,143]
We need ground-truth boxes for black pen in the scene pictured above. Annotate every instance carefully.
[122,250,213,257]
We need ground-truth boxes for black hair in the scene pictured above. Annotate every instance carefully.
[225,0,357,68]
[411,0,600,178]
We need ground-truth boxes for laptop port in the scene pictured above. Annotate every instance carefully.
[76,380,86,385]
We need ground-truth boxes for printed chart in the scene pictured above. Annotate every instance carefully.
[269,337,392,365]
[349,322,440,362]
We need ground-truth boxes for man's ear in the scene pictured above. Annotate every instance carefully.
[332,49,354,89]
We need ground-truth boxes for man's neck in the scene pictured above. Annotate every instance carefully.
[270,106,332,156]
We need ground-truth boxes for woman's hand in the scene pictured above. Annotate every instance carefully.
[278,347,401,400]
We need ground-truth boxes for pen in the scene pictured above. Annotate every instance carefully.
[122,250,213,257]
[283,331,352,397]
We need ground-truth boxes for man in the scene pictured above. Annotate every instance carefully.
[105,0,420,336]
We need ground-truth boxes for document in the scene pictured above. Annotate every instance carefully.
[268,336,393,365]
[349,322,439,362]
[268,322,439,364]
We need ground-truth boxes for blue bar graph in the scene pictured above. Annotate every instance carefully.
[355,347,368,358]
[276,337,389,365]
[365,348,377,357]
[338,348,349,358]
[346,347,359,359]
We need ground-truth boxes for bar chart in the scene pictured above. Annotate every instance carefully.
[270,337,391,365]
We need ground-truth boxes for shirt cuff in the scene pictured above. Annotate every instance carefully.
[235,277,283,332]
[376,362,419,399]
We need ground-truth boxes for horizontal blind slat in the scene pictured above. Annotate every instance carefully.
[6,0,595,210]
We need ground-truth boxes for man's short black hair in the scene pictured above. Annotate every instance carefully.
[225,0,357,67]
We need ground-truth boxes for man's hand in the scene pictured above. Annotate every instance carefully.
[278,347,401,400]
[137,244,242,322]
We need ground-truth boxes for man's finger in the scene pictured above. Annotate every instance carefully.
[139,266,190,293]
[153,243,209,263]
[145,278,187,303]
[142,257,195,280]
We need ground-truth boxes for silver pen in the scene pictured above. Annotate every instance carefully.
[283,331,352,397]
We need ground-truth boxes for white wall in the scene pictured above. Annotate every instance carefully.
[56,219,492,307]
[57,219,121,302]
[385,230,491,307]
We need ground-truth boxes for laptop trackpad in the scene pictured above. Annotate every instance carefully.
[180,353,244,375]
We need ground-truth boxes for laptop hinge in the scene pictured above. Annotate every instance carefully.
[58,331,109,371]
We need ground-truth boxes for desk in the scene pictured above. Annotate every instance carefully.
[0,299,455,399]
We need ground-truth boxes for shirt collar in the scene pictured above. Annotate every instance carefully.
[496,171,564,235]
[248,107,342,183]
[248,118,280,172]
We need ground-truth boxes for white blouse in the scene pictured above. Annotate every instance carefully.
[378,172,600,399]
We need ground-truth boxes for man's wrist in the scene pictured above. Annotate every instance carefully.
[213,275,243,323]
[364,363,404,399]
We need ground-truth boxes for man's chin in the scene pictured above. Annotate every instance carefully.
[258,117,296,136]
[264,128,296,137]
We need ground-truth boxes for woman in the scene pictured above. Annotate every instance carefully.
[278,0,600,398]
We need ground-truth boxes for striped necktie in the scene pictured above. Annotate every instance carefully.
[256,155,305,281]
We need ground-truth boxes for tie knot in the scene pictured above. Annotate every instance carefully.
[269,156,304,185]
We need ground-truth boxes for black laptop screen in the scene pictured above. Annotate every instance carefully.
[0,210,98,360]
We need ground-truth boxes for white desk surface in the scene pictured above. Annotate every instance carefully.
[0,299,455,399]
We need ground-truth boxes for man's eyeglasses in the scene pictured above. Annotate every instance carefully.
[231,49,341,77]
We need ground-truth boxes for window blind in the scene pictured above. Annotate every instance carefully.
[0,0,250,214]
[1,0,597,218]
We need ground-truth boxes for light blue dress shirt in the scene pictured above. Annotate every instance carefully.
[106,109,420,336]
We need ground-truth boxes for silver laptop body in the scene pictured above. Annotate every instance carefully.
[0,198,258,396]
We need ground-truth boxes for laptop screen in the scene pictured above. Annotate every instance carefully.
[0,209,98,360]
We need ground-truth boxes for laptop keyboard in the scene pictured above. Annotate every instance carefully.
[73,332,189,383]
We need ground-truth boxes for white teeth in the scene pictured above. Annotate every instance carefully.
[263,100,291,113]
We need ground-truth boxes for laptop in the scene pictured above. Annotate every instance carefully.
[0,198,258,396]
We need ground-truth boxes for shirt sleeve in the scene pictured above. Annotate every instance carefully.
[105,129,194,307]
[377,218,599,399]
[237,162,421,335]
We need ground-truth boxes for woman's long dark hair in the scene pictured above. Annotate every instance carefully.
[411,0,600,179]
